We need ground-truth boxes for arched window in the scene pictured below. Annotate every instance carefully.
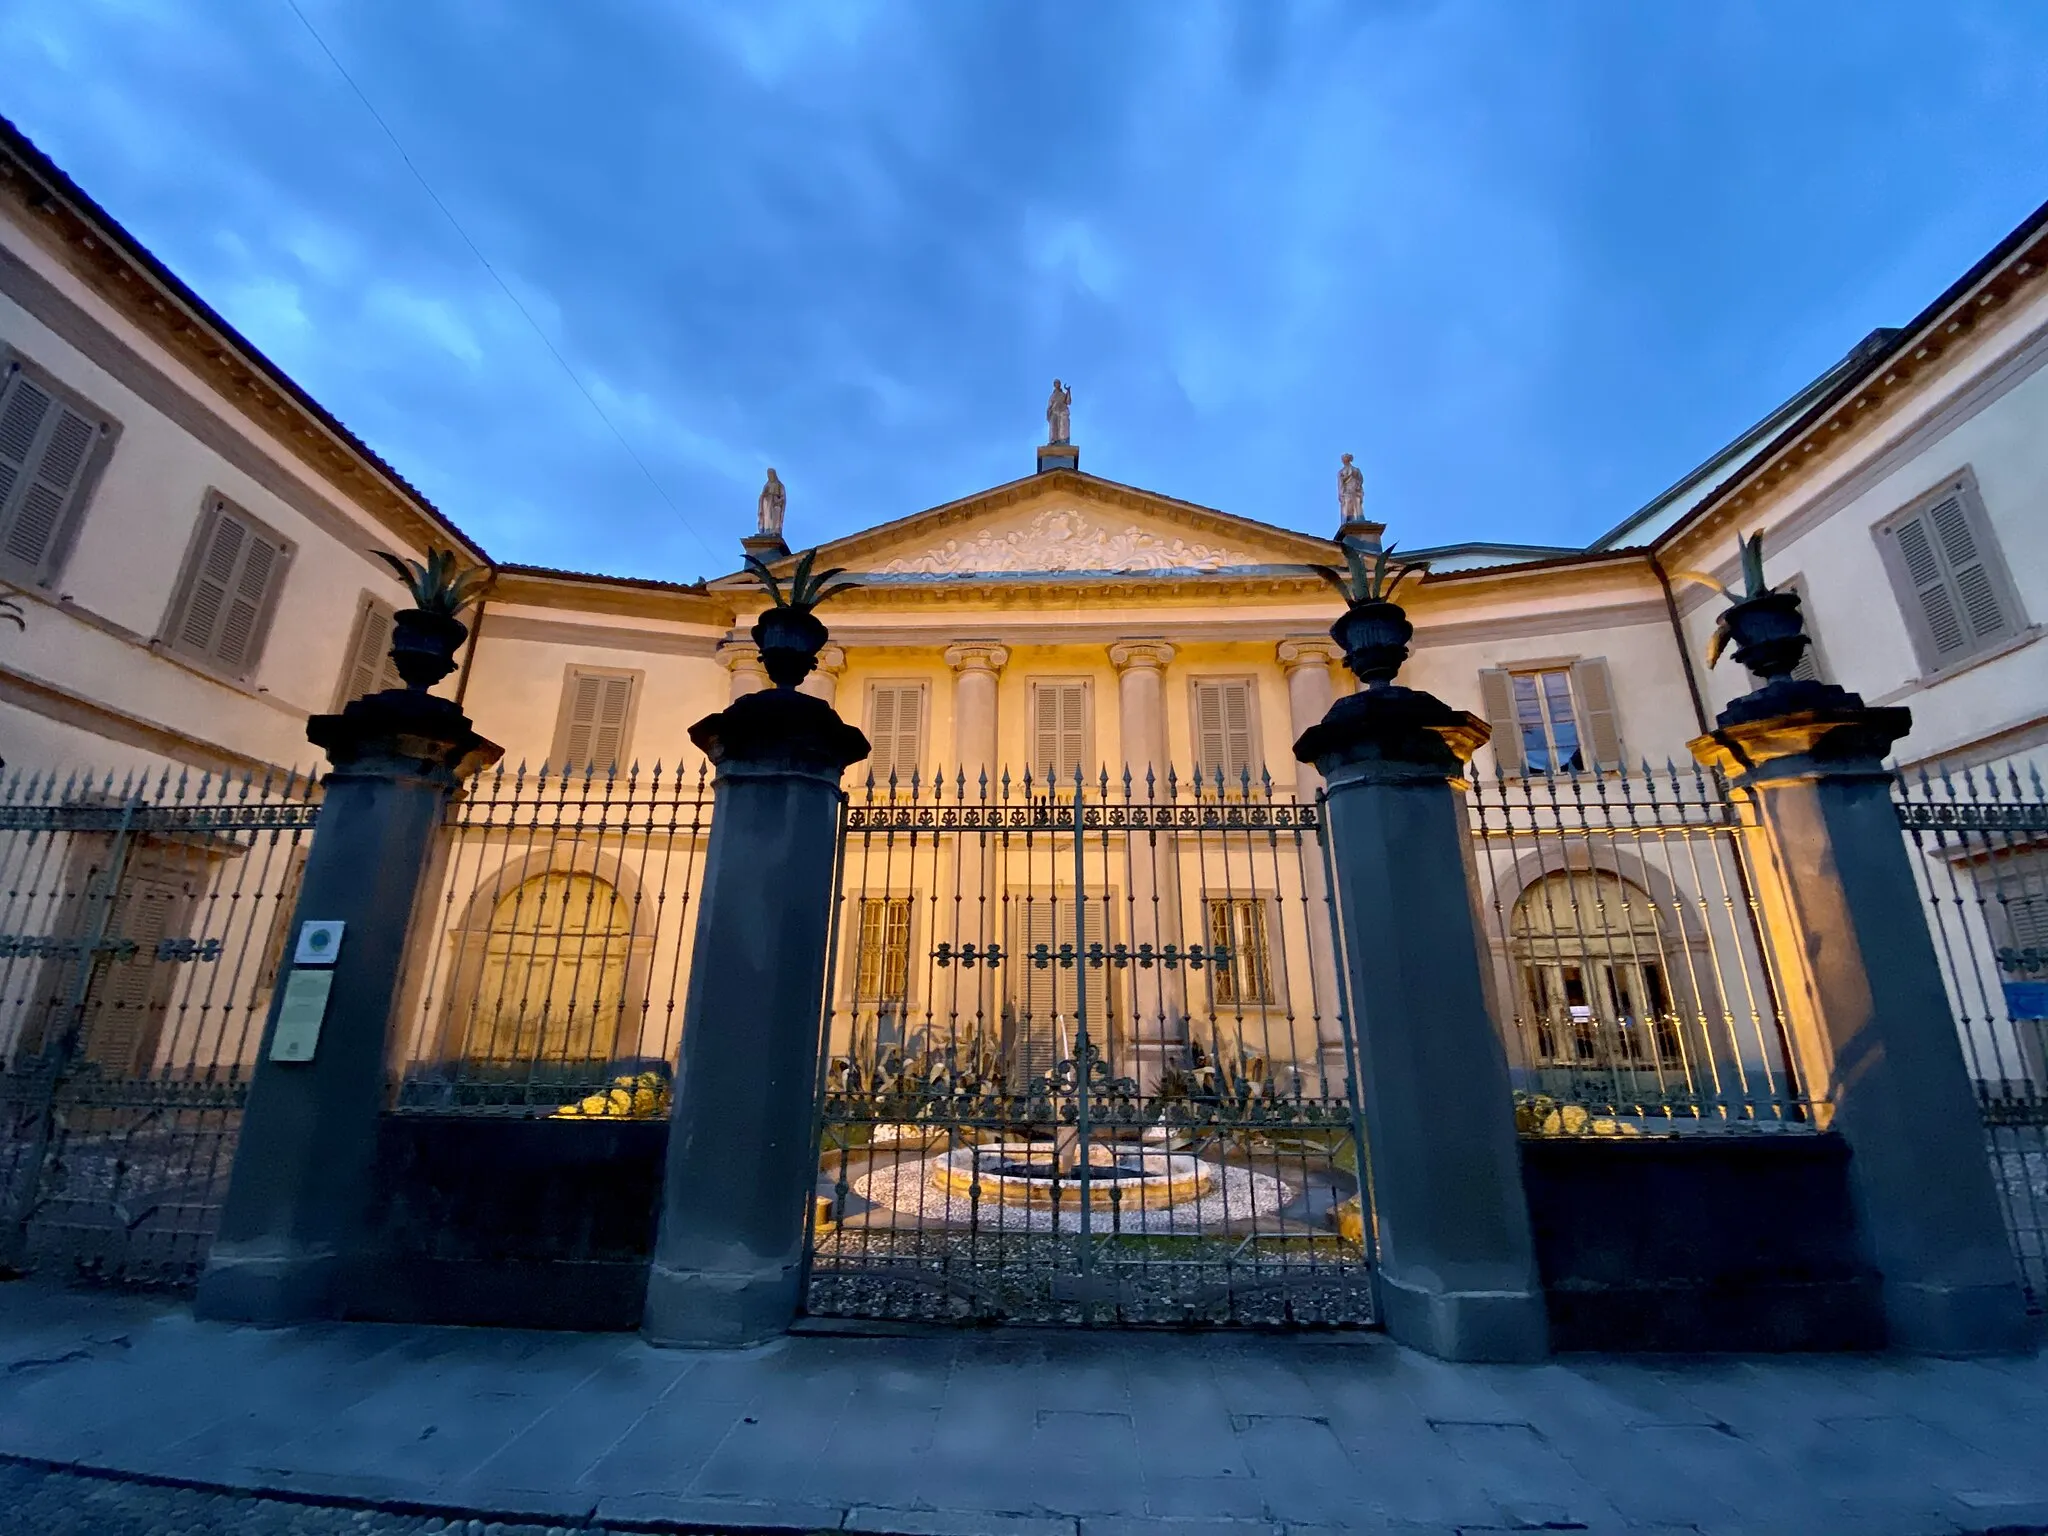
[1510,870,1683,1071]
[465,871,633,1070]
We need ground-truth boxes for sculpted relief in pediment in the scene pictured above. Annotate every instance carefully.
[871,506,1262,576]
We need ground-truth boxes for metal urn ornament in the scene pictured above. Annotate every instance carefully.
[1309,540,1425,688]
[1702,531,1811,683]
[374,547,491,690]
[741,547,862,689]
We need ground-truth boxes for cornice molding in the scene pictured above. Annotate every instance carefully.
[478,610,723,659]
[0,663,290,779]
[487,569,731,626]
[1407,598,1672,652]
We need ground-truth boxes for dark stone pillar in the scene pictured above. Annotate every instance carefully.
[1692,683,2031,1354]
[195,691,498,1323]
[643,687,868,1347]
[1296,687,1548,1362]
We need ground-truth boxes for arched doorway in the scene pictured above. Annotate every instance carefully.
[1510,869,1685,1079]
[462,870,634,1072]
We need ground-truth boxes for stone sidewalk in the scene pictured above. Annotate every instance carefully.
[1,1283,2046,1536]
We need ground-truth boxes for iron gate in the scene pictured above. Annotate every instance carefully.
[1895,757,2048,1306]
[804,767,1375,1327]
[0,765,319,1286]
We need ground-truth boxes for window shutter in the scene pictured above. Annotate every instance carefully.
[867,684,923,783]
[1035,682,1087,784]
[1194,683,1226,774]
[561,673,602,769]
[338,595,401,707]
[1570,657,1623,769]
[1882,487,2020,670]
[170,499,288,674]
[1477,668,1524,775]
[0,367,103,580]
[590,674,634,770]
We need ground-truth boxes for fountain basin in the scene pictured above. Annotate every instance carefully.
[929,1141,1214,1212]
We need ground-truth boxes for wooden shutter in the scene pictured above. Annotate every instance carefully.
[1034,682,1088,784]
[169,498,289,674]
[337,593,402,707]
[867,684,923,783]
[1882,485,2020,669]
[0,365,106,580]
[1570,658,1623,770]
[1477,668,1524,775]
[1193,681,1258,783]
[559,671,636,772]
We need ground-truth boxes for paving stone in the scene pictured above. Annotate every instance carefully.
[593,1489,846,1530]
[846,1507,1077,1536]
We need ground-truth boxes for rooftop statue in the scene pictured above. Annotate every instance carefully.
[757,467,786,539]
[1338,453,1364,527]
[1046,379,1072,446]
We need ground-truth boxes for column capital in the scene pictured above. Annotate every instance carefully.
[812,643,846,676]
[1108,638,1176,673]
[1276,635,1345,673]
[718,636,764,674]
[943,640,1010,675]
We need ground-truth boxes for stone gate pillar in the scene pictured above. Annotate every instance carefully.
[1296,686,1548,1362]
[643,686,868,1346]
[196,690,498,1323]
[1692,693,2030,1354]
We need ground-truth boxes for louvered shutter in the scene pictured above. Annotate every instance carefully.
[1033,683,1087,784]
[169,499,289,674]
[1570,658,1623,770]
[559,671,636,772]
[0,366,105,580]
[1193,681,1257,783]
[1477,668,1524,775]
[867,684,923,783]
[337,594,402,706]
[590,674,633,770]
[1882,486,2021,670]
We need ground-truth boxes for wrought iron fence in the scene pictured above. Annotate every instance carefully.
[806,766,1375,1328]
[1466,761,1818,1135]
[1895,756,2048,1306]
[0,763,320,1286]
[392,760,713,1116]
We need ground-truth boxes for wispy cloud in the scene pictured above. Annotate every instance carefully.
[3,0,2045,580]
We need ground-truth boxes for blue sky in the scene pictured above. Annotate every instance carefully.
[4,2,2046,582]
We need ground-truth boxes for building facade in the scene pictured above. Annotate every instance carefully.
[3,117,2045,1103]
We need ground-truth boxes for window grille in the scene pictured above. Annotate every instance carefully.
[1207,897,1275,1007]
[854,896,913,1003]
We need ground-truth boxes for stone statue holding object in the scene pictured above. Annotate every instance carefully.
[1046,379,1072,445]
[1337,453,1364,528]
[757,468,786,539]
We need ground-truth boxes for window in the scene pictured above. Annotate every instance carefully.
[1031,680,1090,785]
[1876,471,2026,674]
[551,668,640,774]
[161,494,293,678]
[1477,659,1622,775]
[865,683,926,785]
[0,352,118,586]
[1206,897,1276,1007]
[1510,871,1683,1070]
[464,872,631,1068]
[1783,577,1827,684]
[1191,679,1259,784]
[334,592,404,708]
[853,897,913,1004]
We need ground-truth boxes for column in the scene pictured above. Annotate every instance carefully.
[798,643,845,705]
[943,642,1008,1049]
[196,689,500,1323]
[1109,640,1185,1090]
[644,684,869,1346]
[1278,636,1349,1089]
[1691,700,2030,1353]
[1296,686,1549,1362]
[719,636,766,700]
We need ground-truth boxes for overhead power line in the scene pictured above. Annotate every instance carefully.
[283,0,721,565]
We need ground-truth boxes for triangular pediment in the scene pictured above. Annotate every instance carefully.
[798,469,1334,581]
